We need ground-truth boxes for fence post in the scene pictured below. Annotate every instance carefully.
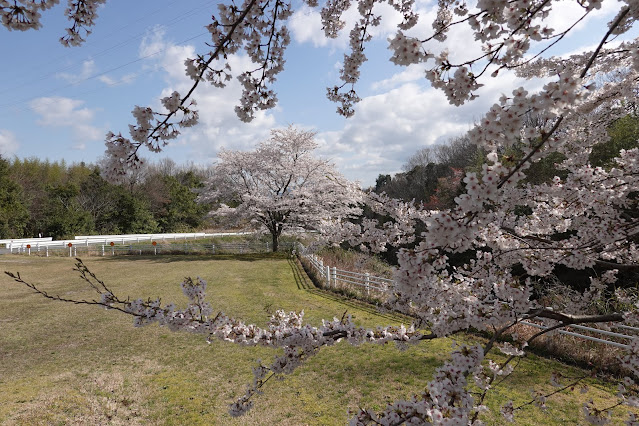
[102,245,105,256]
[325,265,331,288]
[74,247,77,257]
[365,273,370,296]
[332,267,337,288]
[212,244,216,254]
[46,246,48,257]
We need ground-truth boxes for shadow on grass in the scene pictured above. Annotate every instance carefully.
[314,345,443,381]
[303,287,409,324]
[90,252,289,263]
[288,257,314,290]
[286,257,406,323]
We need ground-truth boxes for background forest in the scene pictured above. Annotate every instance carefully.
[0,157,211,240]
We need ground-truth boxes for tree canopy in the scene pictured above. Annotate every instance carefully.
[201,126,361,251]
[0,159,210,239]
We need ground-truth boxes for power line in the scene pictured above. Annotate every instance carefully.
[0,0,215,97]
[0,31,208,112]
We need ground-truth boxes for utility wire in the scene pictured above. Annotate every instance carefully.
[0,0,215,96]
[1,31,208,112]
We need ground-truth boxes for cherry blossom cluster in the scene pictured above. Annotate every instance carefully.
[101,0,296,173]
[0,0,106,45]
[61,0,107,46]
[326,0,419,116]
[315,5,639,422]
[102,92,198,181]
[428,63,483,106]
[387,31,432,66]
[1,0,59,31]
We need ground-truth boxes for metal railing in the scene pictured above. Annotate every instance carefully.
[297,244,639,350]
[519,321,639,350]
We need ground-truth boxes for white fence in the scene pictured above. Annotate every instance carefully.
[0,237,52,246]
[299,250,393,297]
[8,237,294,257]
[297,245,639,350]
[3,232,255,254]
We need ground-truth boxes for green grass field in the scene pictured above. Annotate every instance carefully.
[0,254,632,425]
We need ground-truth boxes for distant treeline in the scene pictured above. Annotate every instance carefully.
[0,157,211,240]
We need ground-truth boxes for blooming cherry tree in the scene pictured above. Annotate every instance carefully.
[200,126,362,251]
[5,0,639,424]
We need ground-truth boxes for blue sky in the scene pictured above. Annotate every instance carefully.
[0,0,634,186]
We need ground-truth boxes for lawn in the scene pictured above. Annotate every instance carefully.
[0,253,631,425]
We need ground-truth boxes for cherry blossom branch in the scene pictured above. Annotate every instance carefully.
[4,264,141,318]
[514,374,588,411]
[140,0,260,146]
[531,309,624,325]
[495,7,630,191]
[507,10,591,71]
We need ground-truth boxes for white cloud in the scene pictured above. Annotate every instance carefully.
[133,7,556,187]
[56,60,96,84]
[371,64,426,91]
[289,6,329,48]
[135,27,531,186]
[289,0,483,66]
[139,25,169,59]
[0,130,19,156]
[314,68,549,186]
[98,73,137,86]
[56,58,137,86]
[29,97,102,145]
[544,0,622,36]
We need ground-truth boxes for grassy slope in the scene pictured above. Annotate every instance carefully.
[0,254,630,425]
